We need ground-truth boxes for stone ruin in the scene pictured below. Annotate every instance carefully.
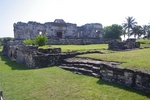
[2,40,103,68]
[14,19,103,44]
[2,20,150,93]
[108,39,140,50]
[2,40,150,93]
[2,40,61,68]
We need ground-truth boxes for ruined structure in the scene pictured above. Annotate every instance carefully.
[14,19,103,44]
[108,39,140,50]
[2,40,150,93]
[2,20,149,93]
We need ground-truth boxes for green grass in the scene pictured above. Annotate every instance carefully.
[39,44,108,52]
[0,51,150,99]
[136,38,150,44]
[77,48,150,71]
[136,38,150,48]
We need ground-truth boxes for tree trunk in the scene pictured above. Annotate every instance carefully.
[128,28,130,38]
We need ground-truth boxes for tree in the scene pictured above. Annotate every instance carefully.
[122,28,127,41]
[122,16,137,38]
[103,24,123,40]
[131,25,143,39]
[143,25,148,37]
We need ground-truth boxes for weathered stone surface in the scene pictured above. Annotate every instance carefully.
[2,40,150,93]
[2,40,61,68]
[14,19,103,43]
[108,39,140,50]
[60,57,150,93]
[48,38,112,45]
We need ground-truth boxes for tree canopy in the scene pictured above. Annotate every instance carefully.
[103,24,123,40]
[122,16,137,38]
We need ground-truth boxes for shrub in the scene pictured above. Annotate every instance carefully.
[35,35,48,46]
[23,39,34,45]
[23,35,48,46]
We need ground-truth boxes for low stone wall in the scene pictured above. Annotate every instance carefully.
[60,58,150,93]
[48,38,112,45]
[100,63,150,93]
[108,39,140,50]
[2,40,62,68]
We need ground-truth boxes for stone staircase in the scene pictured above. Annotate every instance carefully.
[59,57,118,78]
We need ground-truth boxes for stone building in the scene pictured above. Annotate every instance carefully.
[13,19,103,40]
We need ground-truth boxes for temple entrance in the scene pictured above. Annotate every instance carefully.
[56,32,62,38]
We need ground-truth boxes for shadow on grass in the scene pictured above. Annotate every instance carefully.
[97,80,150,98]
[0,52,31,70]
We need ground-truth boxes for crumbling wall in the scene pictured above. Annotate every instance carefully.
[81,23,103,38]
[48,38,111,45]
[2,40,61,68]
[100,63,150,93]
[60,58,150,93]
[13,19,103,41]
[108,39,140,50]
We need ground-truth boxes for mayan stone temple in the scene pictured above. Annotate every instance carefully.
[13,19,103,44]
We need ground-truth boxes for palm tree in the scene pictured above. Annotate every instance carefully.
[143,25,150,38]
[122,16,137,38]
[122,28,127,41]
[143,25,148,37]
[131,25,143,39]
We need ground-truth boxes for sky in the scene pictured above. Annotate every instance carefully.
[0,0,150,38]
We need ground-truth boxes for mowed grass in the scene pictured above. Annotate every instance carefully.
[136,38,150,48]
[0,50,150,99]
[40,44,108,52]
[77,48,150,71]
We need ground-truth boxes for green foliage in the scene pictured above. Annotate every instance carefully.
[103,24,123,40]
[23,35,48,46]
[0,37,13,46]
[131,25,143,39]
[122,16,137,38]
[35,35,48,46]
[23,38,36,45]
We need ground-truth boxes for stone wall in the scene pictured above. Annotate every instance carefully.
[100,63,150,93]
[14,19,103,40]
[108,39,140,50]
[2,40,62,68]
[60,58,150,93]
[48,38,111,45]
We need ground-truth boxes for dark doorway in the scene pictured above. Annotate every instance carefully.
[57,32,62,38]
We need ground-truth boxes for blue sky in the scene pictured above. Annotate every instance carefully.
[0,0,150,37]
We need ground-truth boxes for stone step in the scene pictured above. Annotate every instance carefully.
[63,58,103,66]
[59,65,93,76]
[92,66,100,73]
[63,58,120,66]
[61,63,94,70]
[59,66,76,71]
[91,73,100,78]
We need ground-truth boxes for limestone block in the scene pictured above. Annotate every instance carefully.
[135,75,142,88]
[124,72,133,86]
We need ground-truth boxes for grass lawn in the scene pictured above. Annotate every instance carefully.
[77,48,150,71]
[0,50,150,99]
[136,38,150,48]
[39,44,108,52]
